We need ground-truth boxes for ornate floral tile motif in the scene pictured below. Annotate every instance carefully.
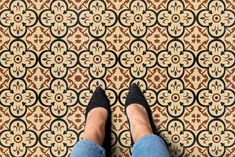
[0,0,234,157]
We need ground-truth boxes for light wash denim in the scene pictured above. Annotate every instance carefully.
[70,134,171,157]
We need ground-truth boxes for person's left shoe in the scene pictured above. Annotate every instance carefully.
[85,86,112,156]
[85,86,110,118]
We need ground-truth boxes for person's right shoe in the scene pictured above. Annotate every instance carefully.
[125,83,156,146]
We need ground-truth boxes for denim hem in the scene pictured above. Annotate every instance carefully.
[80,139,105,154]
[131,134,156,152]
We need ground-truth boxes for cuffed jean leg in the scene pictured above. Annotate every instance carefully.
[70,139,106,157]
[132,134,171,157]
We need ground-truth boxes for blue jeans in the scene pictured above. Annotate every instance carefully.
[70,134,171,157]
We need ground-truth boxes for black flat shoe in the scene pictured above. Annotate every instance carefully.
[125,83,157,147]
[85,86,111,156]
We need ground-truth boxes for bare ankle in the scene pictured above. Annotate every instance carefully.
[131,124,152,142]
[83,108,107,145]
[126,103,153,142]
[83,127,104,145]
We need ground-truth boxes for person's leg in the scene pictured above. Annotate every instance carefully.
[126,104,153,142]
[83,108,107,146]
[126,84,171,157]
[71,87,109,157]
[131,134,171,157]
[70,139,105,157]
[127,104,170,157]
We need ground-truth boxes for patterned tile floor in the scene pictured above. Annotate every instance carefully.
[0,0,234,156]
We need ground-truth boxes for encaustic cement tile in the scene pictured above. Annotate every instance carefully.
[0,0,234,156]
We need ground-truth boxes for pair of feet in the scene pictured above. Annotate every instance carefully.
[83,83,153,146]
